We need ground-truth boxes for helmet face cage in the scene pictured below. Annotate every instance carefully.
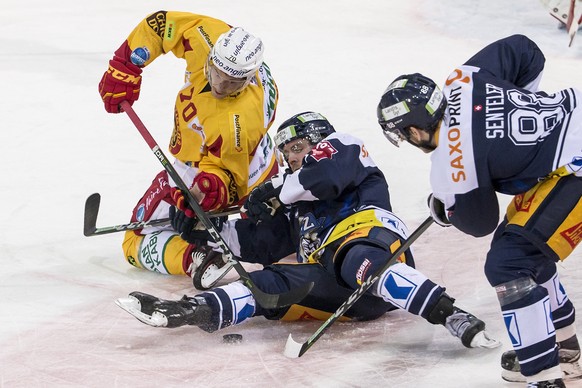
[274,112,335,151]
[379,123,408,147]
[377,74,445,147]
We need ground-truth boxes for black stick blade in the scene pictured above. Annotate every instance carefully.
[83,193,101,237]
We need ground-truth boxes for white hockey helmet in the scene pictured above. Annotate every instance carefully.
[208,27,264,79]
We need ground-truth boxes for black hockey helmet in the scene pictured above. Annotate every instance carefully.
[377,73,446,147]
[274,111,335,150]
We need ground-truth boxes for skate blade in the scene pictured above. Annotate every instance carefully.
[115,297,169,327]
[502,361,582,383]
[501,369,525,383]
[199,263,233,289]
[562,360,582,381]
[470,330,502,349]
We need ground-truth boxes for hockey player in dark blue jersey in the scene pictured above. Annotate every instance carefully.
[377,34,582,388]
[115,111,500,351]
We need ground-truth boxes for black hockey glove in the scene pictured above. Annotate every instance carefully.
[428,193,452,227]
[169,206,225,245]
[244,176,284,223]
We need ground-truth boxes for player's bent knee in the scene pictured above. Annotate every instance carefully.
[122,231,145,269]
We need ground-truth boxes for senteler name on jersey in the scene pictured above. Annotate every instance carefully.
[484,83,505,138]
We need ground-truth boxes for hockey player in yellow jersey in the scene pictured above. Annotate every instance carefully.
[98,11,279,289]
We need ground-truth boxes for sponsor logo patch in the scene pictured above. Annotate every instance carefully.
[233,114,243,152]
[356,258,372,285]
[561,222,582,248]
[513,190,537,213]
[146,11,167,39]
[197,26,213,48]
[165,20,175,40]
[136,204,146,221]
[130,47,150,67]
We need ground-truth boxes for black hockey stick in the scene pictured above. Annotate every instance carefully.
[83,192,240,237]
[120,101,314,309]
[283,216,434,358]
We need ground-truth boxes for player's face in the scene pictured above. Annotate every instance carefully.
[407,126,437,153]
[281,138,312,172]
[208,64,249,99]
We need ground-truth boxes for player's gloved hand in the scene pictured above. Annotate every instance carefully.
[98,55,142,113]
[169,187,194,215]
[191,172,228,212]
[168,206,223,244]
[169,187,197,235]
[168,188,226,244]
[244,175,284,223]
[169,205,197,243]
[428,193,452,227]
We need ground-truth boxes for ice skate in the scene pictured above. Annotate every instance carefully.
[190,245,233,290]
[427,293,501,349]
[115,291,212,328]
[526,378,566,387]
[445,307,501,349]
[501,335,582,382]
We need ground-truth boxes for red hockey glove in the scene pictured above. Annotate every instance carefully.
[169,187,195,216]
[98,56,142,113]
[191,172,228,212]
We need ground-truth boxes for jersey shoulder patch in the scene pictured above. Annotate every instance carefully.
[309,140,338,162]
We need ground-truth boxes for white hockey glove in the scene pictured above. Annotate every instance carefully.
[428,194,452,227]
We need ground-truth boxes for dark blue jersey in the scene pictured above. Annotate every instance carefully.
[280,132,391,232]
[235,132,408,263]
[431,34,582,237]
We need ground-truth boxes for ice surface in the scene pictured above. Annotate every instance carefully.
[1,0,581,387]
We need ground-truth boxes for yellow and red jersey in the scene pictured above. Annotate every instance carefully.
[119,10,279,205]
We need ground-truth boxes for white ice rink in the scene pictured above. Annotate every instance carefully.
[1,0,582,386]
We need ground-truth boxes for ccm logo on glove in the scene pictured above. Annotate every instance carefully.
[99,41,143,113]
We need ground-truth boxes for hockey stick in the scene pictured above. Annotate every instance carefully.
[120,101,314,309]
[283,216,434,358]
[83,192,240,237]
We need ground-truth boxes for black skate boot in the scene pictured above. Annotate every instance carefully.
[122,291,159,315]
[526,378,566,388]
[115,291,212,329]
[190,245,232,290]
[501,335,582,382]
[428,293,500,348]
